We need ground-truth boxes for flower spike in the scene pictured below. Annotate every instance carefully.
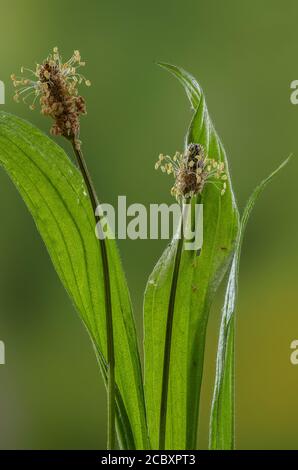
[155,143,227,199]
[11,47,91,149]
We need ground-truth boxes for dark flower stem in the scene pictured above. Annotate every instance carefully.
[159,201,188,450]
[159,236,183,449]
[70,139,115,450]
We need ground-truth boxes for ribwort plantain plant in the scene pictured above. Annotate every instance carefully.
[7,48,148,450]
[0,49,291,450]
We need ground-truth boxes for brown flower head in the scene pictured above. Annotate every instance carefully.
[155,143,227,199]
[11,47,91,149]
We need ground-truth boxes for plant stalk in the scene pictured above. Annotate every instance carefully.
[71,139,116,450]
[159,206,186,450]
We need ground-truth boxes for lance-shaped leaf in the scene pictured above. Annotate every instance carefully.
[0,112,148,449]
[209,156,292,450]
[144,64,240,449]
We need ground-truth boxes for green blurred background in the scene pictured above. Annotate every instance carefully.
[0,0,297,450]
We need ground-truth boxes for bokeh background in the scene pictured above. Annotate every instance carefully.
[0,0,297,450]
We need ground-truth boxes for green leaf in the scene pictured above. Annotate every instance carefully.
[144,64,240,449]
[209,155,292,450]
[0,112,148,449]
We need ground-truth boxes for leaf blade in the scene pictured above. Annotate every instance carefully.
[144,65,239,449]
[0,112,148,449]
[209,155,292,450]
